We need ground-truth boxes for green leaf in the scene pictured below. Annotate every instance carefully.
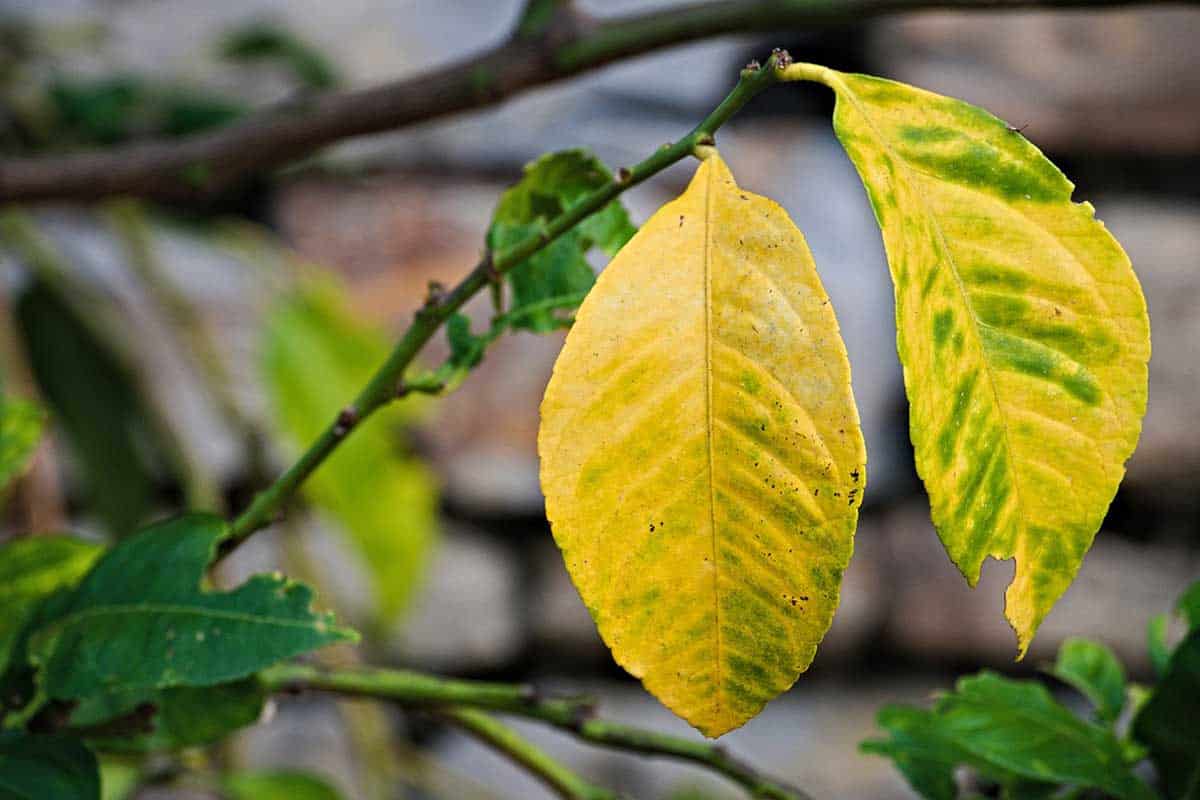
[220,23,339,90]
[1134,629,1200,799]
[263,283,437,623]
[76,679,266,752]
[1150,613,1173,680]
[26,514,354,705]
[0,537,103,676]
[488,149,636,332]
[0,398,44,494]
[1047,637,1126,723]
[1179,581,1200,632]
[865,672,1155,800]
[0,731,99,800]
[446,313,486,370]
[786,64,1150,656]
[15,279,169,536]
[223,770,344,800]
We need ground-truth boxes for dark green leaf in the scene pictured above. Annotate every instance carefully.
[48,77,148,145]
[223,769,343,800]
[26,513,355,705]
[0,731,99,800]
[487,149,635,332]
[860,706,965,800]
[1047,638,1126,723]
[15,279,169,536]
[77,679,266,752]
[1150,613,1172,680]
[0,398,44,494]
[446,313,486,370]
[1134,629,1200,799]
[0,537,103,676]
[1179,581,1200,632]
[220,23,339,90]
[263,284,437,623]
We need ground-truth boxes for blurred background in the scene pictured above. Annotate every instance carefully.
[0,0,1198,797]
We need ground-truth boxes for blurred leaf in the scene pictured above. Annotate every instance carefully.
[224,769,344,800]
[263,282,438,624]
[75,678,265,752]
[1047,638,1126,723]
[220,23,338,90]
[1134,629,1200,798]
[98,759,139,800]
[0,536,102,677]
[0,397,44,494]
[865,672,1155,800]
[1150,614,1172,680]
[25,514,355,708]
[1179,582,1200,632]
[487,149,635,332]
[0,731,99,800]
[15,278,168,536]
[48,77,147,144]
[158,90,245,137]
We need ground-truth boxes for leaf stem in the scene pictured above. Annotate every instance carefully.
[439,707,618,800]
[223,53,784,551]
[259,662,813,800]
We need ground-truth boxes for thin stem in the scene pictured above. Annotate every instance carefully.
[440,708,617,800]
[259,663,812,800]
[222,53,783,551]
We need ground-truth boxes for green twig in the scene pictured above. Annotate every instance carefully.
[222,52,784,551]
[439,708,618,800]
[259,663,812,800]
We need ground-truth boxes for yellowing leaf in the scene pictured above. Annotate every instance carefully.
[539,154,865,737]
[784,63,1150,655]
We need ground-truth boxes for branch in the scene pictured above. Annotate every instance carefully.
[220,51,783,552]
[439,708,617,800]
[259,663,812,800]
[0,0,1187,204]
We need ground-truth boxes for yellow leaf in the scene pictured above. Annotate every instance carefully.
[783,63,1150,656]
[539,154,865,737]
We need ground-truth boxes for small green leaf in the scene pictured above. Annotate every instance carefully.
[1047,637,1126,723]
[488,149,635,332]
[0,731,99,800]
[15,279,171,536]
[263,282,438,623]
[1133,629,1200,799]
[76,679,266,752]
[223,770,344,800]
[0,537,103,676]
[865,672,1155,800]
[446,313,486,370]
[220,23,339,90]
[0,398,44,494]
[1149,613,1172,679]
[26,514,354,705]
[1179,581,1200,632]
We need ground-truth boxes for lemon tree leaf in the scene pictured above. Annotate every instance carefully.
[224,770,343,800]
[0,731,99,800]
[867,673,1155,800]
[0,537,103,677]
[263,282,438,624]
[1047,637,1126,723]
[1134,628,1200,798]
[488,149,635,332]
[787,64,1150,654]
[0,398,44,494]
[25,513,355,705]
[539,154,865,737]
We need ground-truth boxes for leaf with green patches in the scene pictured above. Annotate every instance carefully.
[223,770,344,800]
[25,514,354,706]
[1134,629,1200,799]
[540,154,864,737]
[263,282,438,624]
[488,149,635,332]
[1047,637,1126,723]
[0,731,99,800]
[0,398,44,495]
[787,63,1151,655]
[866,673,1154,800]
[0,537,103,676]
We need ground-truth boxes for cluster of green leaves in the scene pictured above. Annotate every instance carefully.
[864,580,1200,799]
[0,515,355,799]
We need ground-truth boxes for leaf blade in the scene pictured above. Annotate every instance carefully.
[794,64,1151,654]
[539,154,865,736]
[1047,637,1126,723]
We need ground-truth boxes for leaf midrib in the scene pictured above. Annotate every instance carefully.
[701,157,723,724]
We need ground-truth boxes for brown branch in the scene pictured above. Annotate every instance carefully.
[0,0,1189,204]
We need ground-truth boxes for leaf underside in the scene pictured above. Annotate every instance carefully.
[539,154,865,737]
[803,65,1150,655]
